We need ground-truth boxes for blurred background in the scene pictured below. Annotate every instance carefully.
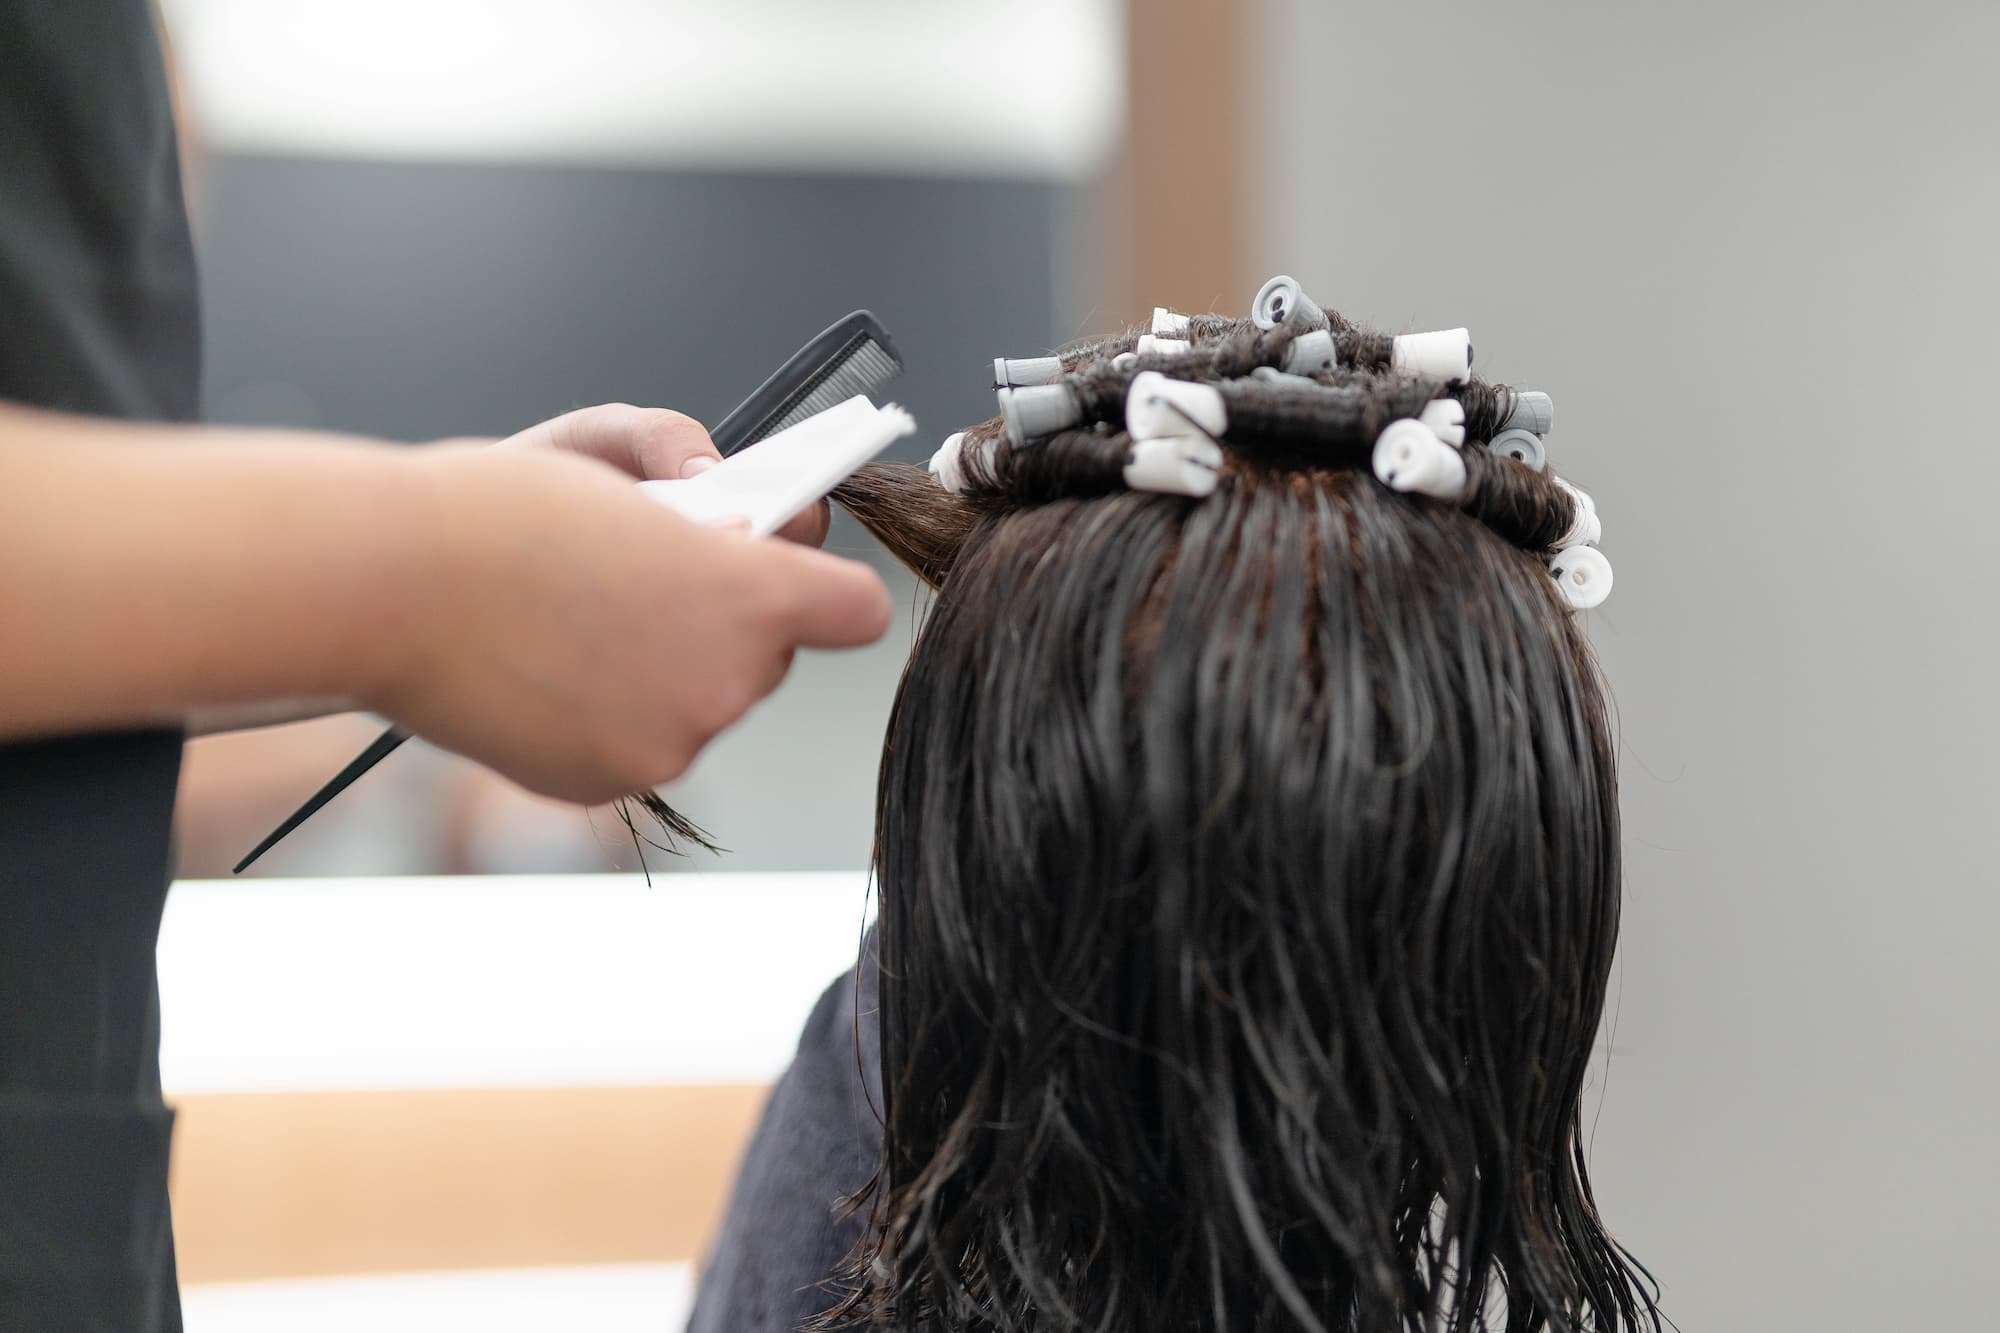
[151,0,2000,1328]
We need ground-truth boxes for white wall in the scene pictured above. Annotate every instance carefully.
[161,0,1121,177]
[1252,1,2000,1325]
[159,874,872,1092]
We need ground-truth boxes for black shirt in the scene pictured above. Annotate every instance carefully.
[0,2,201,1327]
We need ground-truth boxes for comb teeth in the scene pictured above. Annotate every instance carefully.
[760,338,902,441]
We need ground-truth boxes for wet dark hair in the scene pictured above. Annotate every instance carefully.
[798,304,1659,1332]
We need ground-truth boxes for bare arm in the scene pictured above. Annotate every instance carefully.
[0,401,891,800]
[184,697,355,737]
[0,404,430,738]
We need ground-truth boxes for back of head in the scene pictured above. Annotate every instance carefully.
[825,296,1654,1332]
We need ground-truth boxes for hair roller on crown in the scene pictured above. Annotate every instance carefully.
[1283,328,1337,376]
[961,290,1608,600]
[1125,371,1226,441]
[1556,475,1595,516]
[1373,419,1468,499]
[1501,389,1555,435]
[1248,288,1462,378]
[1551,477,1601,548]
[1125,436,1223,497]
[1372,418,1596,559]
[1251,274,1330,332]
[1261,314,1468,382]
[1127,370,1437,455]
[998,383,1083,444]
[1252,366,1321,389]
[1452,383,1554,442]
[1451,381,1509,441]
[993,356,1064,387]
[927,431,971,493]
[1550,545,1613,609]
[929,430,1008,497]
[1419,397,1467,447]
[1490,428,1547,471]
[992,331,1151,391]
[1390,327,1474,383]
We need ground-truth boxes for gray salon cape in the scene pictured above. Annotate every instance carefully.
[0,1,201,1327]
[686,941,884,1332]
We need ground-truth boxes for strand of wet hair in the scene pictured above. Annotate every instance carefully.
[1057,331,1141,372]
[1210,376,1438,449]
[832,462,987,588]
[1455,445,1579,551]
[1040,316,1284,376]
[1181,312,1239,341]
[952,418,1009,494]
[944,416,1132,505]
[994,427,1132,503]
[1106,320,1399,390]
[1335,327,1396,372]
[1450,378,1523,442]
[1050,328,1306,426]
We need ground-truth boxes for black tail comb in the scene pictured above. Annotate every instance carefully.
[233,310,903,872]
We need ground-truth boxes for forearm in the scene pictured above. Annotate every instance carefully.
[184,697,356,737]
[0,404,438,739]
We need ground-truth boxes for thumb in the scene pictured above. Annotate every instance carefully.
[760,544,894,650]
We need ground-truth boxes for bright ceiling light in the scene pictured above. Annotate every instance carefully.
[160,0,1124,178]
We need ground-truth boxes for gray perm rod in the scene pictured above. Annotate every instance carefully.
[233,725,407,873]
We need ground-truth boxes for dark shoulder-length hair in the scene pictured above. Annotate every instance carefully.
[813,312,1659,1332]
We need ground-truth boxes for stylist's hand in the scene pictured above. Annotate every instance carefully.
[362,441,889,802]
[495,402,832,547]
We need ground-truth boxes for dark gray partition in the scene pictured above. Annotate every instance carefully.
[193,156,1082,875]
[197,156,1077,454]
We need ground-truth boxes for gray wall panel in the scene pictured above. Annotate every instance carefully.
[1251,2,2000,1327]
[193,157,1077,876]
